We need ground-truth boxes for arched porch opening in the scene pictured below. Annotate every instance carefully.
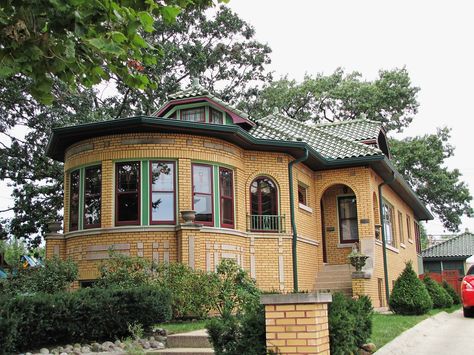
[320,183,359,265]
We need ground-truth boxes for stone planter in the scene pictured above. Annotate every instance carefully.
[47,221,62,233]
[348,253,369,272]
[180,210,196,224]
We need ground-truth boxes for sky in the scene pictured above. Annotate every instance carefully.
[227,0,474,235]
[1,0,473,237]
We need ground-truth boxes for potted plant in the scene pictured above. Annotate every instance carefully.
[348,250,369,272]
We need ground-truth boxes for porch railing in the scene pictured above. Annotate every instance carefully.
[247,214,286,233]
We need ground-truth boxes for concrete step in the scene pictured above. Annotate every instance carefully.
[320,264,353,271]
[166,330,212,349]
[315,288,353,297]
[315,274,352,281]
[316,283,353,290]
[151,348,214,355]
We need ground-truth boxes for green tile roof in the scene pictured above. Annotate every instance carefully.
[422,232,474,259]
[249,114,382,160]
[316,119,382,142]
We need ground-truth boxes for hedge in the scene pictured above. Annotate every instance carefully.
[423,275,453,309]
[328,293,373,355]
[0,286,172,353]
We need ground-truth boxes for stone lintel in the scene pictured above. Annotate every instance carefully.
[260,292,332,305]
[45,233,65,240]
[177,223,203,231]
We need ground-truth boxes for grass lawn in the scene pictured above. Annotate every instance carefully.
[371,305,460,349]
[154,320,207,334]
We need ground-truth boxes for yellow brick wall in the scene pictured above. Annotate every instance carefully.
[265,303,330,355]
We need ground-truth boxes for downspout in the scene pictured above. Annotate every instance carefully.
[378,172,395,306]
[288,145,309,292]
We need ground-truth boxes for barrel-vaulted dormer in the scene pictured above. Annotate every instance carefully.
[154,78,255,130]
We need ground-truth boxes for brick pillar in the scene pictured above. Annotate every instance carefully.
[351,272,371,297]
[261,293,332,355]
[45,234,66,260]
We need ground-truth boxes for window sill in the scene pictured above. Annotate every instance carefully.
[298,203,313,213]
[338,242,358,248]
[386,244,400,253]
[400,243,406,249]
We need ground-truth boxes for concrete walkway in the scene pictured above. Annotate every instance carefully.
[376,309,474,354]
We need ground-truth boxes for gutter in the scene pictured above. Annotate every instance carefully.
[378,172,396,306]
[288,145,309,292]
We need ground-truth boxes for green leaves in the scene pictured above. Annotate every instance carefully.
[161,6,182,23]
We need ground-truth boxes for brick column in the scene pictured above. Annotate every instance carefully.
[351,272,371,297]
[261,293,332,355]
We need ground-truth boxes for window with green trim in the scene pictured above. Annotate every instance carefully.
[84,165,102,229]
[219,167,234,228]
[181,107,205,122]
[69,169,80,231]
[116,162,140,226]
[150,161,176,224]
[192,164,213,225]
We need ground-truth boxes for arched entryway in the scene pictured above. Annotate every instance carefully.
[320,184,359,265]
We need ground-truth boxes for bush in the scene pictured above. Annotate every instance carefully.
[0,286,172,353]
[206,259,266,355]
[98,253,219,319]
[389,262,433,315]
[0,257,78,295]
[442,281,461,305]
[328,293,373,355]
[423,275,453,308]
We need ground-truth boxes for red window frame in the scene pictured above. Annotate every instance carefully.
[180,107,205,122]
[149,161,176,225]
[69,169,80,231]
[338,195,359,244]
[192,163,214,226]
[219,167,234,228]
[83,165,102,229]
[115,161,141,226]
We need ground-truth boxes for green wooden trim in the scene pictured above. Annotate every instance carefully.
[205,106,210,123]
[141,160,149,226]
[225,113,233,125]
[213,165,220,227]
[65,161,102,173]
[163,106,178,118]
[78,168,85,230]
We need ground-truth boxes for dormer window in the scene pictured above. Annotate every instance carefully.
[210,107,223,124]
[181,107,205,122]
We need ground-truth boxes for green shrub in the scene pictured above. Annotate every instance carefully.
[0,286,172,353]
[423,275,453,308]
[328,293,373,355]
[97,252,154,288]
[153,263,220,319]
[206,259,266,355]
[442,281,461,305]
[98,253,219,319]
[389,262,433,315]
[0,257,78,295]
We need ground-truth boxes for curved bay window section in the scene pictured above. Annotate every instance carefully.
[150,161,176,224]
[249,177,284,233]
[116,162,140,226]
[84,165,102,229]
[69,170,80,231]
[338,196,359,243]
[192,164,213,225]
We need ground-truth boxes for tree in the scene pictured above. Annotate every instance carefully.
[390,128,473,232]
[242,68,419,132]
[0,6,272,246]
[0,0,223,104]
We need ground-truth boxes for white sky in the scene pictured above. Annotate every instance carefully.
[1,0,473,236]
[228,0,474,235]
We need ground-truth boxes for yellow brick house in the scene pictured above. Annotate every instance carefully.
[45,80,432,307]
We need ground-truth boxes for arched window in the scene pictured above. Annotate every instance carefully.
[250,177,280,231]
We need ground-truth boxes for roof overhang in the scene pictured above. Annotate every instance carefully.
[422,256,471,261]
[46,116,433,221]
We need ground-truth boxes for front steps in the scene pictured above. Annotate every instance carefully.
[153,329,214,355]
[315,263,353,297]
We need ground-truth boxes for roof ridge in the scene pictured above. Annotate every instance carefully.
[422,232,472,253]
[315,118,381,128]
[258,114,381,156]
